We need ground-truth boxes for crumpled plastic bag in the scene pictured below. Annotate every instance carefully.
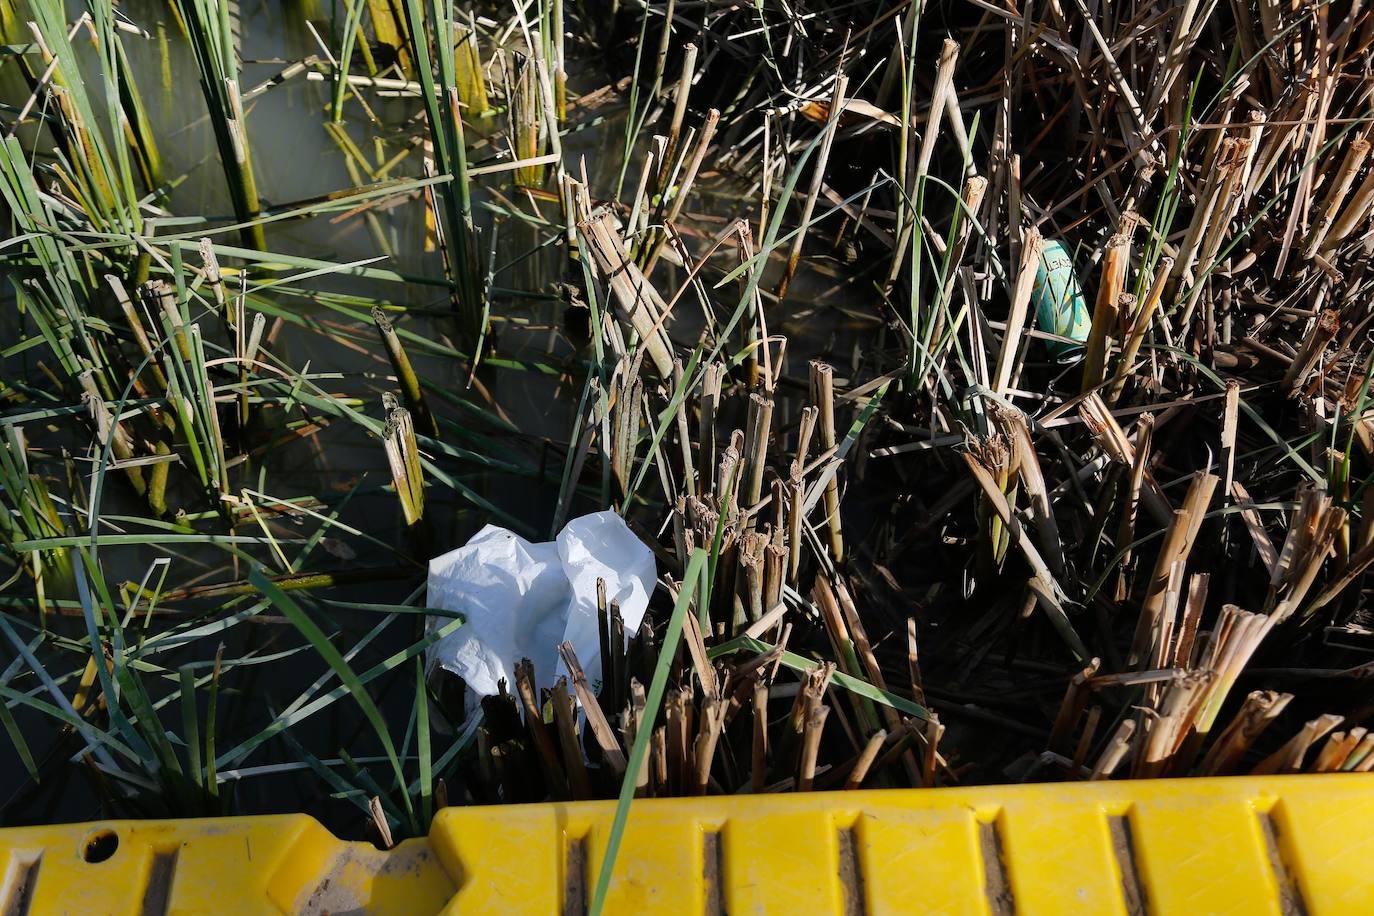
[425,510,656,698]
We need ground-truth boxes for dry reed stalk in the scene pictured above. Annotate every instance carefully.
[786,473,805,585]
[369,796,394,848]
[693,695,725,794]
[665,688,691,793]
[625,680,650,796]
[797,704,830,791]
[743,392,774,512]
[1173,574,1209,669]
[198,237,227,316]
[106,275,168,390]
[1191,605,1275,743]
[1081,234,1130,392]
[658,43,698,189]
[625,147,656,241]
[813,578,879,732]
[922,715,944,787]
[778,75,848,299]
[1312,728,1366,772]
[682,607,719,701]
[845,729,887,790]
[1265,485,1345,623]
[1070,706,1103,776]
[1199,690,1293,775]
[558,642,627,774]
[1305,534,1374,616]
[551,678,591,799]
[961,451,1087,659]
[1322,161,1374,251]
[664,109,719,229]
[79,372,146,497]
[578,208,675,377]
[887,39,959,290]
[751,681,768,792]
[190,326,230,500]
[644,108,721,276]
[372,307,438,438]
[697,362,724,491]
[147,280,191,361]
[968,433,1013,566]
[1134,670,1213,778]
[1347,734,1374,772]
[383,404,425,527]
[1114,412,1154,600]
[1048,658,1101,755]
[1177,139,1251,329]
[515,659,568,798]
[1281,309,1341,395]
[907,618,926,710]
[1231,480,1281,574]
[1252,713,1344,774]
[1220,381,1240,502]
[1078,394,1173,527]
[794,406,817,474]
[1129,473,1218,668]
[931,175,989,350]
[992,230,1044,396]
[810,361,844,564]
[1304,138,1370,258]
[1003,408,1066,576]
[1090,720,1136,780]
[1106,255,1173,404]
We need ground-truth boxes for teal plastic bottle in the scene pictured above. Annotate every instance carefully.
[1033,240,1091,360]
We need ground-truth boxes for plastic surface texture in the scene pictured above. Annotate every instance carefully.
[426,510,656,698]
[1033,239,1091,358]
[1,774,1369,914]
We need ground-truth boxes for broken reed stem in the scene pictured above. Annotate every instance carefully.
[888,39,960,292]
[797,703,830,791]
[552,677,591,799]
[373,307,438,439]
[383,403,425,527]
[559,642,627,774]
[578,208,675,377]
[515,659,569,799]
[1199,689,1292,775]
[810,361,844,564]
[844,728,887,790]
[1304,138,1370,259]
[1252,714,1344,775]
[743,391,774,514]
[777,75,848,300]
[992,230,1043,396]
[1081,234,1129,392]
[659,43,698,190]
[1090,720,1136,780]
[1106,255,1174,404]
[1280,309,1340,395]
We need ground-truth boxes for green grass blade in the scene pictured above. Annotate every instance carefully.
[590,548,705,916]
[248,567,418,831]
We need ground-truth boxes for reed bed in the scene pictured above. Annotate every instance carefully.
[1,0,1374,886]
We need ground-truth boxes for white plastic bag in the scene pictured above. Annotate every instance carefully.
[425,510,656,698]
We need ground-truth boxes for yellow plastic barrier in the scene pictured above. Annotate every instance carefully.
[1,774,1370,914]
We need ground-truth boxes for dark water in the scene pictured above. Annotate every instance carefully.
[0,1,883,834]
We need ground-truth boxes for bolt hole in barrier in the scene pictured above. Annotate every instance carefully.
[82,829,119,863]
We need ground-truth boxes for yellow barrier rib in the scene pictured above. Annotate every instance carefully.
[1,774,1370,914]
